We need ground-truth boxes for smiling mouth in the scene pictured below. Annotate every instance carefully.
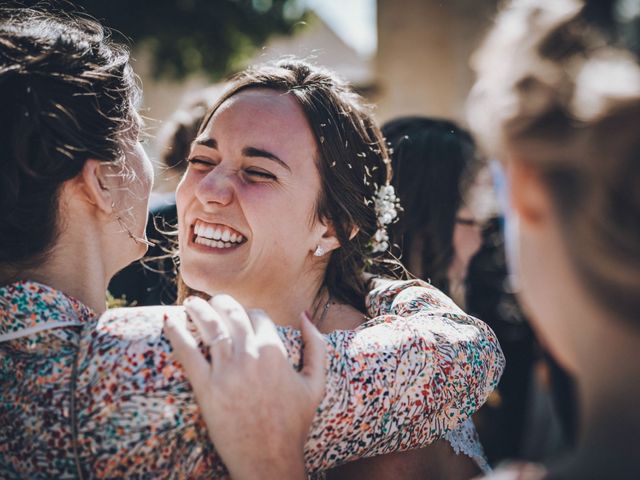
[191,220,247,249]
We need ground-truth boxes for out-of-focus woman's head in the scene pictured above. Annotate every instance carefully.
[382,117,484,290]
[468,0,640,327]
[0,7,148,273]
[177,60,394,311]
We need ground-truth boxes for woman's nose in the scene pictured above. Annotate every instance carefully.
[195,168,234,208]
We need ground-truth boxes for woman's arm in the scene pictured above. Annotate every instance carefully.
[295,280,503,470]
[164,279,503,474]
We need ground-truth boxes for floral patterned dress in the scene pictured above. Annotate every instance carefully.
[0,279,504,478]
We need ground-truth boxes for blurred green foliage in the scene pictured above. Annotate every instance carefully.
[19,0,307,79]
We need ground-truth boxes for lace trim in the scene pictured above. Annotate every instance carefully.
[444,418,491,473]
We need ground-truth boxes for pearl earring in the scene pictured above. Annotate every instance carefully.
[313,245,325,257]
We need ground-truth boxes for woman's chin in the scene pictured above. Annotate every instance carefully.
[181,270,232,297]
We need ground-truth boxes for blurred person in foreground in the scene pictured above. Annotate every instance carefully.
[167,0,640,478]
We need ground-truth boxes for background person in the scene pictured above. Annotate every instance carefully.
[382,115,573,465]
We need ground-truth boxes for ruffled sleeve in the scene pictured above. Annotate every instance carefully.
[277,278,504,472]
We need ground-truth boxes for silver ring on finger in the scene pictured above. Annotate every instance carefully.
[207,331,232,347]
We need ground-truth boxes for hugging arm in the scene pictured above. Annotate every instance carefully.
[167,279,504,475]
[282,280,504,471]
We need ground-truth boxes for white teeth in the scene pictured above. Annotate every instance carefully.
[193,221,246,244]
[194,236,239,249]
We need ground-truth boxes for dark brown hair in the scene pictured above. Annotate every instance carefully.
[382,116,480,292]
[0,6,140,269]
[193,60,396,312]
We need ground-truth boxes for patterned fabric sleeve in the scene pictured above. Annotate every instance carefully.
[90,278,503,476]
[281,278,505,472]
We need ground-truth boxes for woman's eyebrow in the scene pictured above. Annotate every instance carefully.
[192,136,217,149]
[242,146,291,172]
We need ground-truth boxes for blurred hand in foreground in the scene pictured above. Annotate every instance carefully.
[164,295,326,480]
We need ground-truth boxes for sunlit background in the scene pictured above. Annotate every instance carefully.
[21,0,499,181]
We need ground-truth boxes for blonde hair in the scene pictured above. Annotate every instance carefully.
[468,0,640,323]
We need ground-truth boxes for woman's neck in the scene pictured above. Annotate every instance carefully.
[2,232,111,315]
[220,271,326,330]
[447,253,468,286]
[565,320,640,478]
[447,255,468,307]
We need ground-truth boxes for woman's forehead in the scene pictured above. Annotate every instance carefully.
[209,89,306,130]
[200,89,318,155]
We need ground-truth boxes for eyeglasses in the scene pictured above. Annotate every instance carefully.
[455,217,481,227]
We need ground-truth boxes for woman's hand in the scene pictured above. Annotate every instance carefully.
[164,295,326,480]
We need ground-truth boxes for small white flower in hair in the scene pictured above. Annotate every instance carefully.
[369,184,401,253]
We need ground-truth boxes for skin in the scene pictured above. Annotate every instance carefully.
[451,206,483,279]
[502,157,640,477]
[448,205,484,308]
[177,89,342,329]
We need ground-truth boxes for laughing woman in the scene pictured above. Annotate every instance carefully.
[170,0,640,479]
[0,6,503,479]
[173,61,495,478]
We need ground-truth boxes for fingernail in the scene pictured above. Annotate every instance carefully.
[301,311,311,323]
[164,314,177,329]
[183,296,193,306]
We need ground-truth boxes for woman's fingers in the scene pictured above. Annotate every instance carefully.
[299,312,327,402]
[209,294,255,353]
[183,296,233,364]
[247,309,287,356]
[163,314,211,396]
[167,297,323,480]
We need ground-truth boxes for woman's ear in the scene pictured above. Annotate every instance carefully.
[313,221,341,257]
[508,159,552,229]
[78,159,114,214]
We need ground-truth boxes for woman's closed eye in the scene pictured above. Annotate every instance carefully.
[244,168,276,182]
[187,157,217,170]
[187,157,275,182]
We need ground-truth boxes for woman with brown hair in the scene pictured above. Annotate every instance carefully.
[169,0,640,478]
[174,59,496,478]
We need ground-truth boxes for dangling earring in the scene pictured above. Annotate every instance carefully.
[112,201,156,247]
[313,245,325,257]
